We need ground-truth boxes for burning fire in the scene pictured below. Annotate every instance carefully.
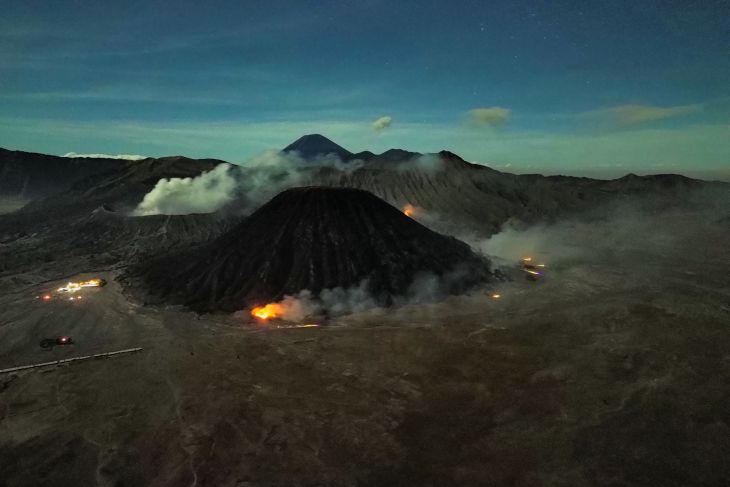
[403,204,415,217]
[251,303,285,320]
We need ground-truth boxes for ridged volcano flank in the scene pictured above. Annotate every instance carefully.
[133,187,490,312]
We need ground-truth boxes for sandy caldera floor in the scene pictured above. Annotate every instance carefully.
[0,209,729,487]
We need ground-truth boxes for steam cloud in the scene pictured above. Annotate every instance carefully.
[132,151,361,216]
[134,164,237,216]
[133,149,452,216]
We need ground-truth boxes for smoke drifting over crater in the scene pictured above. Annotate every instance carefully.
[466,188,730,275]
[131,148,448,216]
[132,150,355,216]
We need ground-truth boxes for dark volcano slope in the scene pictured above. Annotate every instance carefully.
[0,206,236,277]
[0,156,226,237]
[0,148,125,199]
[130,187,490,313]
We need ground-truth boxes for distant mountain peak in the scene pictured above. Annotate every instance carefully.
[283,134,353,160]
[379,148,421,161]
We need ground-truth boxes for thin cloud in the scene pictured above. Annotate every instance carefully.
[372,116,393,132]
[587,103,701,125]
[467,107,510,127]
[63,152,146,160]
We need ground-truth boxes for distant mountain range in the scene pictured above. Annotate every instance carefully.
[0,134,726,279]
[0,135,713,207]
[283,133,420,162]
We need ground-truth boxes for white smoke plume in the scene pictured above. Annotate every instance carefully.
[242,267,481,322]
[320,280,377,315]
[273,291,321,321]
[63,152,147,160]
[132,149,366,216]
[134,164,237,216]
[246,281,378,321]
[132,148,453,216]
[464,187,730,272]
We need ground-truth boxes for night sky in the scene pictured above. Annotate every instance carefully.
[1,0,728,179]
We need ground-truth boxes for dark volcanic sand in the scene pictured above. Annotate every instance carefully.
[0,205,728,486]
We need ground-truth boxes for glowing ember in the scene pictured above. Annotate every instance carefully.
[537,264,546,267]
[525,269,540,275]
[251,303,285,320]
[296,323,320,328]
[522,257,532,262]
[491,293,501,299]
[42,294,51,301]
[403,204,415,217]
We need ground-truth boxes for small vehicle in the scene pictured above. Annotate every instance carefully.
[39,336,74,349]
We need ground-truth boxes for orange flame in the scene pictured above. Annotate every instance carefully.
[403,204,415,217]
[251,303,285,320]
